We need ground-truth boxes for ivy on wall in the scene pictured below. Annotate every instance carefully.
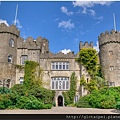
[63,72,77,106]
[23,61,39,89]
[77,48,105,93]
[76,48,98,77]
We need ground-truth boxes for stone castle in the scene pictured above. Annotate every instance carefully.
[0,23,119,106]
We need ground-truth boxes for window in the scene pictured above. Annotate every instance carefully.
[51,77,69,90]
[19,77,24,84]
[21,55,28,65]
[109,51,113,55]
[9,39,14,47]
[110,66,114,71]
[110,82,115,86]
[87,78,89,83]
[74,95,79,103]
[8,54,12,63]
[51,62,69,70]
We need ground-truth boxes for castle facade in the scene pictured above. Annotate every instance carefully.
[0,23,119,106]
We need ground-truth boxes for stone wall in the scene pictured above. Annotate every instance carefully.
[99,30,120,86]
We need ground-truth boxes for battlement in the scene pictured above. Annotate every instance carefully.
[98,30,120,46]
[0,23,20,37]
[17,36,49,52]
[79,41,93,50]
[39,51,78,59]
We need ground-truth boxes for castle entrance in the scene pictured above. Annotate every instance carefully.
[58,95,63,106]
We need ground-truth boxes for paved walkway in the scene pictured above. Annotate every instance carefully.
[0,107,120,114]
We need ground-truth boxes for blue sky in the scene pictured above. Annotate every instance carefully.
[0,1,119,54]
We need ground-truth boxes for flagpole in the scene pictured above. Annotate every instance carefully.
[113,13,116,31]
[14,4,18,25]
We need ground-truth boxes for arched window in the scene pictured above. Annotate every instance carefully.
[8,54,12,63]
[9,39,14,47]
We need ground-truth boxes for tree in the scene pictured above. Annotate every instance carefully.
[76,48,98,77]
[76,48,105,92]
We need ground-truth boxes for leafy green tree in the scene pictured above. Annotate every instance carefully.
[76,48,98,77]
[76,48,105,92]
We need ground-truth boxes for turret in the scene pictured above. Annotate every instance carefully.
[0,23,20,87]
[98,30,120,86]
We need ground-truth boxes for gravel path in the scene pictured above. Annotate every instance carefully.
[0,107,119,114]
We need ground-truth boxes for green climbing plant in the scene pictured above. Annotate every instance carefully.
[76,48,98,77]
[63,72,77,106]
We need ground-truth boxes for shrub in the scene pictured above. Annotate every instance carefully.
[76,96,91,108]
[42,104,52,109]
[100,96,116,109]
[0,94,13,109]
[10,84,26,96]
[52,102,56,107]
[25,85,54,104]
[0,87,11,94]
[16,95,44,109]
[9,92,21,106]
[116,101,120,110]
[7,105,18,110]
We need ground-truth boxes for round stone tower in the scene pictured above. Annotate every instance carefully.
[0,23,20,87]
[98,30,120,86]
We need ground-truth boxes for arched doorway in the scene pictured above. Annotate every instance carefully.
[58,95,63,106]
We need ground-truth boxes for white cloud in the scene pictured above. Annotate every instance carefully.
[73,1,112,8]
[61,6,73,15]
[59,49,72,54]
[89,9,96,17]
[82,7,87,14]
[13,19,22,29]
[58,19,75,29]
[93,41,99,52]
[0,19,9,26]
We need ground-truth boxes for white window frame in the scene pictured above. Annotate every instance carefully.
[51,77,69,90]
[51,62,69,70]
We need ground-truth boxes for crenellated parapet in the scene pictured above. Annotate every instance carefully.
[79,41,93,50]
[17,36,49,53]
[98,30,120,47]
[39,51,78,59]
[0,23,20,37]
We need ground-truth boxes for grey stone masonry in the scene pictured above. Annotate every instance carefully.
[98,30,120,86]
